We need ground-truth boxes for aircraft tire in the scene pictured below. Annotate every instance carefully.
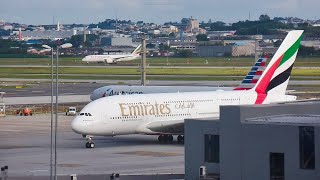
[158,135,164,143]
[85,142,95,148]
[177,135,184,144]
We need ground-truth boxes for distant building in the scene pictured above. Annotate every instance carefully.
[301,40,320,50]
[148,29,161,35]
[101,37,133,47]
[3,24,13,30]
[18,30,75,40]
[231,43,255,56]
[186,18,199,33]
[185,102,320,180]
[160,25,178,34]
[196,45,232,57]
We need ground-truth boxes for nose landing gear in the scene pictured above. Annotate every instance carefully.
[85,135,95,148]
[177,135,184,144]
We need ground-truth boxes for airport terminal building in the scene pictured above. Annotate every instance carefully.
[185,102,320,180]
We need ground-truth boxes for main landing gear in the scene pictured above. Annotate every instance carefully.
[157,135,184,144]
[177,135,184,144]
[85,135,95,148]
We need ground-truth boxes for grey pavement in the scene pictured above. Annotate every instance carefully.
[0,114,184,177]
[4,95,90,105]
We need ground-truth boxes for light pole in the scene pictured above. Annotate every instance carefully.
[42,43,72,180]
[42,44,54,180]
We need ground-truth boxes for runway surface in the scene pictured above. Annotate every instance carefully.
[2,80,320,101]
[0,114,184,176]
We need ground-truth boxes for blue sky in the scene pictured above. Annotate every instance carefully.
[0,0,318,25]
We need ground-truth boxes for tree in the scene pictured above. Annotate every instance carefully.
[68,34,99,48]
[259,14,271,21]
[98,48,104,55]
[169,32,176,38]
[196,34,209,41]
[0,29,10,36]
[159,43,170,51]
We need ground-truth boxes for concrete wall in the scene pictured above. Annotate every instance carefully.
[241,124,320,180]
[220,103,320,180]
[196,45,232,57]
[101,37,132,47]
[185,119,220,180]
[22,30,74,39]
[185,103,320,180]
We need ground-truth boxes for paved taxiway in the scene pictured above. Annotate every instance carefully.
[0,114,184,176]
[2,78,320,87]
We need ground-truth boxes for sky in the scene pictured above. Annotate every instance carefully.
[0,0,319,25]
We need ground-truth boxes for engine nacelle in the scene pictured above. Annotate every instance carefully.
[105,58,115,64]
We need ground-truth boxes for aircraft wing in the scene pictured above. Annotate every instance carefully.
[140,120,185,134]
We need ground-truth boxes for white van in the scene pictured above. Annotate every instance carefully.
[66,107,77,116]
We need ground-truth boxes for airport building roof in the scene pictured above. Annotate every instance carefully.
[244,114,320,126]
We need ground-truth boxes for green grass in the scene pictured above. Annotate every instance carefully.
[1,56,320,66]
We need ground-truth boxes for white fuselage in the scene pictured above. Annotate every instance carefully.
[72,90,294,136]
[90,85,233,101]
[82,54,140,64]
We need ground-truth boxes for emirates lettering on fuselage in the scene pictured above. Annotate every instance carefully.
[175,102,195,109]
[119,102,171,116]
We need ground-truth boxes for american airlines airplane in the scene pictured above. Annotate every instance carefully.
[72,30,303,148]
[82,45,141,64]
[89,54,268,100]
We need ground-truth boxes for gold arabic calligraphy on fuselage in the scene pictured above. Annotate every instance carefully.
[119,101,195,117]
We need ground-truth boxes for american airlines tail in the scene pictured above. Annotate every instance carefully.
[250,30,303,104]
[234,53,268,90]
[131,44,142,55]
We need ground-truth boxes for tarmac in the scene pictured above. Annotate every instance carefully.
[0,114,184,178]
[4,95,90,105]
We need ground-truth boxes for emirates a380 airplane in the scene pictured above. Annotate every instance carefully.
[72,30,303,148]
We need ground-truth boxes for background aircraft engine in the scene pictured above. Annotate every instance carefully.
[105,58,115,64]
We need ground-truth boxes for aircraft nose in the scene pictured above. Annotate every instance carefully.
[71,117,86,134]
[90,94,95,101]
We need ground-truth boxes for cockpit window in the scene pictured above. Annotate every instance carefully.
[80,112,92,116]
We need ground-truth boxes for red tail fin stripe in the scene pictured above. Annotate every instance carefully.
[251,79,258,83]
[255,93,267,104]
[260,62,266,66]
[255,54,283,94]
[255,71,263,75]
[254,54,284,104]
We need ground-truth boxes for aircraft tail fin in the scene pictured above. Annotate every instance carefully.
[131,44,142,55]
[234,53,268,90]
[251,30,303,104]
